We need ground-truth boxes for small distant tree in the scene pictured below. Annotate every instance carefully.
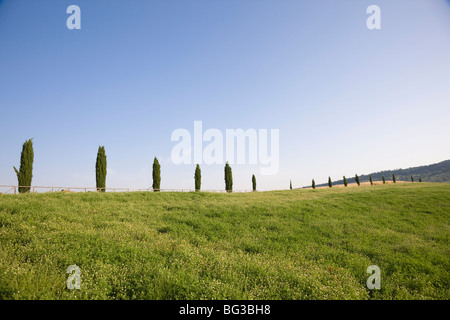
[290,180,293,190]
[392,174,396,183]
[252,174,256,192]
[369,175,373,186]
[419,177,422,183]
[355,174,360,186]
[312,179,316,189]
[328,177,332,188]
[13,139,34,193]
[343,176,348,187]
[411,175,414,183]
[194,164,201,191]
[382,176,386,184]
[224,162,233,192]
[95,146,107,192]
[152,157,161,191]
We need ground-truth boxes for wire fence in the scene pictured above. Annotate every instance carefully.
[0,185,252,194]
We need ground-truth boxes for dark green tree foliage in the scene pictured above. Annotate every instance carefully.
[382,176,386,184]
[419,177,422,183]
[194,164,201,191]
[152,157,161,192]
[369,175,373,185]
[343,176,348,187]
[95,146,107,192]
[224,162,233,192]
[328,177,332,188]
[252,174,256,192]
[411,175,414,182]
[351,160,450,184]
[13,139,34,193]
[392,174,396,183]
[312,179,316,189]
[290,180,292,190]
[355,174,360,186]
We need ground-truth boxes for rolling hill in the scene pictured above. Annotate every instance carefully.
[312,159,450,188]
[0,183,449,300]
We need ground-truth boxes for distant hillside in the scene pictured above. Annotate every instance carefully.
[312,159,450,187]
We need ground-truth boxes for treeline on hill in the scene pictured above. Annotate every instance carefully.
[310,160,450,188]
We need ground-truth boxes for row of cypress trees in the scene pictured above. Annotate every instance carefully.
[11,139,422,193]
[197,162,256,192]
[95,147,246,192]
[95,146,248,192]
[11,139,252,193]
[94,147,162,192]
[304,173,421,189]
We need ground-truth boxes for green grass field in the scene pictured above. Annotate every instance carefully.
[0,183,448,300]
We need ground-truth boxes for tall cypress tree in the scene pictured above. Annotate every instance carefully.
[328,177,332,188]
[224,162,233,192]
[419,177,422,183]
[392,174,396,183]
[312,179,316,189]
[355,174,360,186]
[13,139,34,193]
[194,164,201,191]
[411,175,414,183]
[343,176,348,187]
[369,175,373,185]
[95,146,107,192]
[382,176,386,184]
[290,180,292,190]
[252,174,256,192]
[152,157,161,192]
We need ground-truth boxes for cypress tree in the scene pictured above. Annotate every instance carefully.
[419,177,422,183]
[194,164,201,191]
[312,179,316,189]
[252,174,256,192]
[13,139,34,193]
[343,176,348,187]
[224,162,233,192]
[392,174,396,183]
[411,175,414,183]
[152,157,161,191]
[328,177,332,188]
[369,175,373,185]
[355,174,360,186]
[95,146,107,192]
[290,180,292,190]
[382,176,386,184]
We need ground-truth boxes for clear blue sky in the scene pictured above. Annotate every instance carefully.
[1,0,449,191]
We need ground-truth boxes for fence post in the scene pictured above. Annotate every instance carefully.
[14,186,16,194]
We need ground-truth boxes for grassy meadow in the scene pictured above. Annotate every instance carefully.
[0,183,448,300]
